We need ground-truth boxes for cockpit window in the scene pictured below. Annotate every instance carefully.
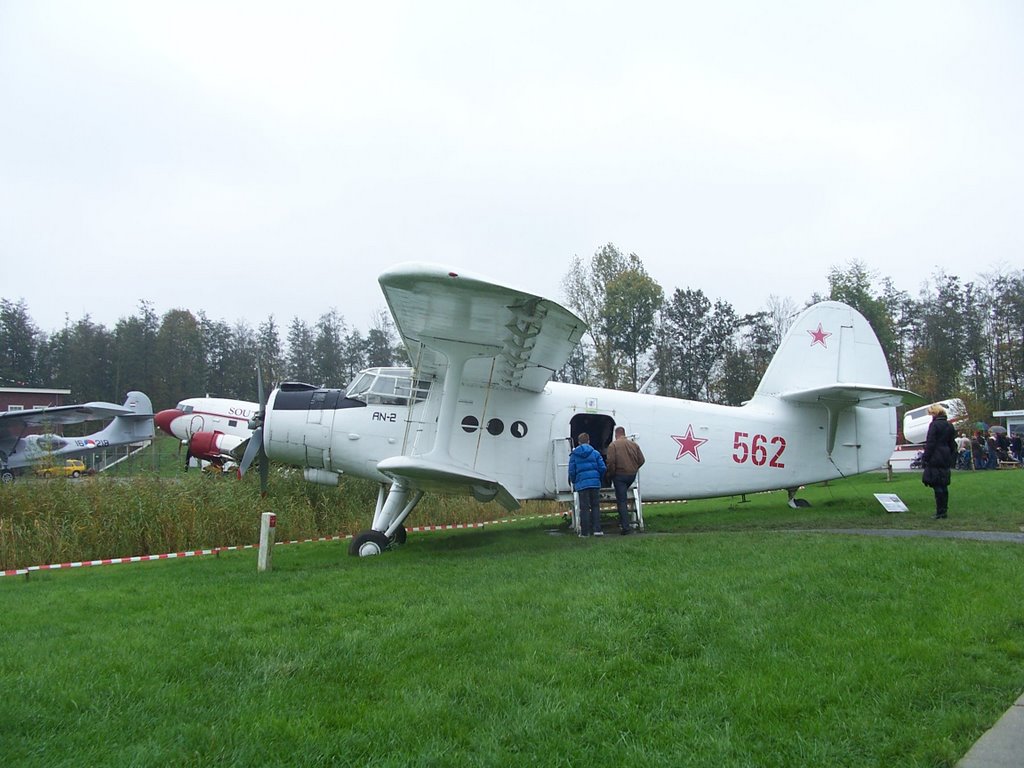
[181,404,194,413]
[344,367,431,406]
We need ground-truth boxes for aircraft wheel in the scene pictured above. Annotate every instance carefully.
[1,470,14,484]
[389,525,408,546]
[348,530,390,557]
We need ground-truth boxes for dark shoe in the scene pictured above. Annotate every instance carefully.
[620,528,630,535]
[932,513,947,519]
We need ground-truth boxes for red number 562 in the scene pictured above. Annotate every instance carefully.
[732,432,786,468]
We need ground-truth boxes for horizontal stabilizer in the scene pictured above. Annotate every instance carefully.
[376,455,521,512]
[780,384,925,409]
[781,383,924,455]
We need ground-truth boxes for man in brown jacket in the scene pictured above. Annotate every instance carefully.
[604,426,645,535]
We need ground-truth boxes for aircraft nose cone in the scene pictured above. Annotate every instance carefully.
[154,409,184,436]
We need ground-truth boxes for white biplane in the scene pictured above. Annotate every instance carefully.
[240,263,923,556]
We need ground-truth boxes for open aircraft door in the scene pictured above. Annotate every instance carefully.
[546,409,617,495]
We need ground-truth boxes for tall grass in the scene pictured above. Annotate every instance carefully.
[2,464,1019,571]
[0,469,559,570]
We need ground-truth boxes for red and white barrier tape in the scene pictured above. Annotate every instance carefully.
[1,512,564,578]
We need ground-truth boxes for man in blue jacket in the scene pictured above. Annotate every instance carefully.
[568,432,607,536]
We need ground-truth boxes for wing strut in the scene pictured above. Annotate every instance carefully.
[421,338,493,464]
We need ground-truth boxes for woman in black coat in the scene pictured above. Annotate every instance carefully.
[921,404,958,519]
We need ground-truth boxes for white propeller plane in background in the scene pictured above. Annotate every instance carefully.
[902,398,968,445]
[0,391,154,483]
[154,397,259,471]
[239,263,924,556]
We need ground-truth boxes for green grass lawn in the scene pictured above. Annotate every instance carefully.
[644,469,1024,534]
[2,469,1023,766]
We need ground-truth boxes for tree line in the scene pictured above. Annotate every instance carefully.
[3,246,1022,422]
[559,244,1023,423]
[0,301,404,408]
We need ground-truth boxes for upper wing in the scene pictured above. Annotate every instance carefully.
[379,262,587,392]
[0,401,137,428]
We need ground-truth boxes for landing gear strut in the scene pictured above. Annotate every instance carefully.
[347,481,422,556]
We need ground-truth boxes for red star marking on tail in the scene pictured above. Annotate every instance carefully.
[808,323,832,347]
[672,425,708,462]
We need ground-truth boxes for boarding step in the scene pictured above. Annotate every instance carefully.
[560,486,645,534]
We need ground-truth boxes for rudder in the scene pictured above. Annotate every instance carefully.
[753,302,893,399]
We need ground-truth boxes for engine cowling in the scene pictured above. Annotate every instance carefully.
[188,431,246,462]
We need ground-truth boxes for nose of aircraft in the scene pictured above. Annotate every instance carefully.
[154,409,184,436]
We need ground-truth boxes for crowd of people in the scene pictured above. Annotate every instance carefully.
[955,428,1023,470]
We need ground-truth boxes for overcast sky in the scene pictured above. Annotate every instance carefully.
[1,1,1021,335]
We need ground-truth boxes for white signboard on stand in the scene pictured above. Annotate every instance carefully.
[874,493,909,513]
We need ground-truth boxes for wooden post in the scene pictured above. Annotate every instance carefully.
[258,512,276,572]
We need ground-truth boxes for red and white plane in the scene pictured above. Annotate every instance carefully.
[154,397,259,470]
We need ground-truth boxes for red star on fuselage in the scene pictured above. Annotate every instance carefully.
[808,323,832,347]
[671,425,708,462]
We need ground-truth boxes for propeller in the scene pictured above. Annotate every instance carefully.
[238,363,269,496]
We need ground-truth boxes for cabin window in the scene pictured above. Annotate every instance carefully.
[345,367,432,406]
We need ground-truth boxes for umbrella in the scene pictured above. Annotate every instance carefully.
[975,421,989,431]
[990,425,1007,434]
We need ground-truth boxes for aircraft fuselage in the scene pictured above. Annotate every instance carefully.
[264,375,897,502]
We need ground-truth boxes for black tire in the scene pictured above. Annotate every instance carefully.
[71,471,81,478]
[1,470,14,484]
[389,525,408,546]
[348,530,390,557]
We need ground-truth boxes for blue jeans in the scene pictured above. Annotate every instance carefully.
[612,474,636,531]
[577,487,601,535]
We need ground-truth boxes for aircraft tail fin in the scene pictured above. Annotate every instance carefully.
[752,302,922,454]
[94,391,156,443]
[754,302,893,400]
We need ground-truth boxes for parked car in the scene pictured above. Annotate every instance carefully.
[34,459,88,479]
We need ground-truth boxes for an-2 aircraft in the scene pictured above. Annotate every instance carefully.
[0,391,154,483]
[154,397,259,470]
[239,263,923,556]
